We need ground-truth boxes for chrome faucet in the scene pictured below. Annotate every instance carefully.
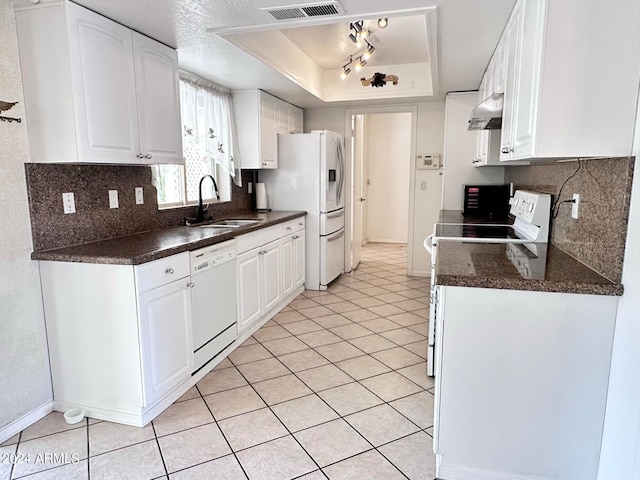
[195,174,220,224]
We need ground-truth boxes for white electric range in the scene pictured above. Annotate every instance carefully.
[423,190,552,376]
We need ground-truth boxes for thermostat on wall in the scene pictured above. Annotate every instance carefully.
[416,153,441,170]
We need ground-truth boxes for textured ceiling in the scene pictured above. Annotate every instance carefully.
[72,0,517,107]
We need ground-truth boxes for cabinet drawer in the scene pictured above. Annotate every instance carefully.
[135,252,190,293]
[280,218,305,236]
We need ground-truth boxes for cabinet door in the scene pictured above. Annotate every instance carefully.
[261,240,282,312]
[293,231,306,288]
[512,0,546,159]
[259,94,278,168]
[499,1,524,161]
[291,108,303,134]
[277,104,291,134]
[66,4,140,164]
[138,279,193,406]
[280,235,295,298]
[133,33,183,164]
[237,249,262,333]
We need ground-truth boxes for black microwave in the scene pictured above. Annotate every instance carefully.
[463,184,511,219]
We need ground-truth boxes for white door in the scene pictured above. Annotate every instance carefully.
[237,249,262,333]
[280,235,295,298]
[352,115,365,269]
[67,3,140,164]
[293,231,306,288]
[133,32,183,164]
[261,240,282,312]
[138,279,193,406]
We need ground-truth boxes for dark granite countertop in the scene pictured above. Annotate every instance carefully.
[436,241,623,296]
[31,211,306,265]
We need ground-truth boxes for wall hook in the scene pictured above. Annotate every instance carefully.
[0,101,21,123]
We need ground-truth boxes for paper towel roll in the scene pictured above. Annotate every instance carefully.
[255,183,267,210]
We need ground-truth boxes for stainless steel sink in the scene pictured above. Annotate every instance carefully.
[211,219,261,227]
[196,225,236,234]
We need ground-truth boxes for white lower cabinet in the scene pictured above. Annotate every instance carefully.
[237,219,306,335]
[236,242,283,334]
[434,286,618,480]
[39,252,193,426]
[138,279,193,406]
[37,217,305,428]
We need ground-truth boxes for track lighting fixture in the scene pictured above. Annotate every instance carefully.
[340,21,382,79]
[362,41,375,61]
[378,18,388,29]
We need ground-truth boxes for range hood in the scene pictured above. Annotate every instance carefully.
[468,93,503,130]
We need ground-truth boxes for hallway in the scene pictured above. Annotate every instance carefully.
[2,243,436,480]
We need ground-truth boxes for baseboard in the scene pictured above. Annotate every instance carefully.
[438,463,548,480]
[408,270,429,277]
[366,239,408,244]
[0,401,53,444]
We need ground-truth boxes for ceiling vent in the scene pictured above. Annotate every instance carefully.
[262,1,345,21]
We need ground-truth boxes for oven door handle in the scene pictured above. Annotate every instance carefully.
[423,234,434,255]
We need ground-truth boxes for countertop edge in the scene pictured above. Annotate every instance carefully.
[436,275,624,297]
[31,211,307,265]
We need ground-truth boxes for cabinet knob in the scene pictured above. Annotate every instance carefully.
[287,226,292,231]
[144,154,153,159]
[262,162,267,166]
[165,268,175,274]
[186,282,195,288]
[298,222,303,226]
[136,153,145,159]
[501,146,513,154]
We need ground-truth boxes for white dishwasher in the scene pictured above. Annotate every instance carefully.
[190,240,238,373]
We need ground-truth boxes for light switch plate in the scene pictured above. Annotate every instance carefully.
[109,190,119,209]
[62,192,75,214]
[135,187,144,205]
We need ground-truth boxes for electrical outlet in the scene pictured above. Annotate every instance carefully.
[135,187,144,205]
[571,193,580,219]
[62,192,75,214]
[248,182,252,194]
[109,190,119,209]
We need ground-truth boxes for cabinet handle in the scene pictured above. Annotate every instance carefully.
[186,282,195,288]
[287,226,292,231]
[262,162,268,166]
[501,146,513,154]
[136,153,145,159]
[165,268,175,274]
[292,235,298,240]
[144,154,152,160]
[298,222,303,226]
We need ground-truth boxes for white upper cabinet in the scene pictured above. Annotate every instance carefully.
[496,0,640,161]
[133,33,183,164]
[233,90,304,169]
[15,0,182,165]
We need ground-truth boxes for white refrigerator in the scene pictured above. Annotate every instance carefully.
[262,130,345,290]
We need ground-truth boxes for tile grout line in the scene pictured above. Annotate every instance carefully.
[151,422,169,478]
[194,384,250,480]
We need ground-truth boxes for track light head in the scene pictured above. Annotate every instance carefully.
[340,66,351,79]
[353,21,363,33]
[378,18,388,29]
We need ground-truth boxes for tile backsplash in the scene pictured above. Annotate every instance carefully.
[504,156,634,282]
[25,164,252,251]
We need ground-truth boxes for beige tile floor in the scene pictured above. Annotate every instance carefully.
[1,243,436,480]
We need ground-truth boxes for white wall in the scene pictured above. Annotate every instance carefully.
[0,3,52,440]
[305,101,446,275]
[364,113,412,243]
[597,90,640,479]
[442,92,505,209]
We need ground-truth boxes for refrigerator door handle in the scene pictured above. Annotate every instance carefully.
[326,209,344,219]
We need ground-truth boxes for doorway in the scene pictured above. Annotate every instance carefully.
[347,109,414,271]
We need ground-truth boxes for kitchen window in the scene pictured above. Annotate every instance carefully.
[153,74,241,208]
